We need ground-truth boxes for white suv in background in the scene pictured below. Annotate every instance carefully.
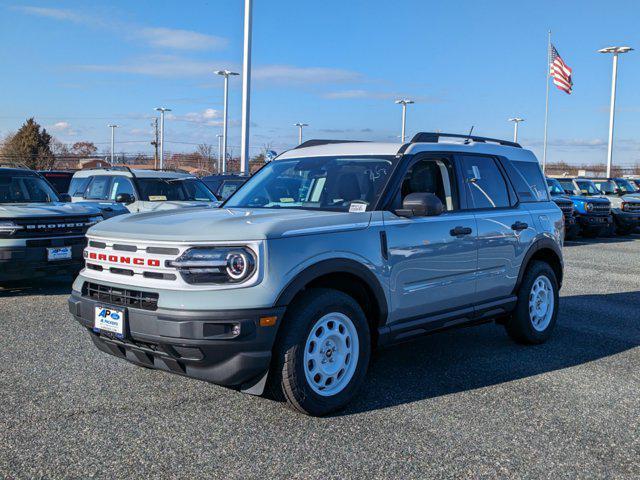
[69,167,219,213]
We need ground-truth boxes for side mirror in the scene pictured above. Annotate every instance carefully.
[115,193,134,204]
[396,192,444,218]
[58,193,71,203]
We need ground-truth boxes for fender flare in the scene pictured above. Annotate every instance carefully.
[514,237,564,292]
[274,258,388,325]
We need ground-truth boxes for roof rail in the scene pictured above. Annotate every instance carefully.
[294,139,367,149]
[411,132,521,148]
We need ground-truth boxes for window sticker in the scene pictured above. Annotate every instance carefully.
[348,202,368,213]
[148,195,167,201]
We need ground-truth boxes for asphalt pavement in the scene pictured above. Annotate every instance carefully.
[1,235,639,479]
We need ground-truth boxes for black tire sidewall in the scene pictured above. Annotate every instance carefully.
[509,261,560,344]
[277,289,371,416]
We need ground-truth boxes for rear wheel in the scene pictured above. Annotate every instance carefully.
[505,261,559,345]
[269,288,371,416]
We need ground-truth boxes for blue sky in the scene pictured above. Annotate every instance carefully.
[1,0,639,165]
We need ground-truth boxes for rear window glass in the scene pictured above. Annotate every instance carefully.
[511,161,549,201]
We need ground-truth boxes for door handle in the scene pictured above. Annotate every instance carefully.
[450,226,473,236]
[511,221,529,231]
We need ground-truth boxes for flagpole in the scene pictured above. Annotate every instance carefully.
[542,30,551,172]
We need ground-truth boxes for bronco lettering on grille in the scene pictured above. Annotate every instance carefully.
[85,251,161,267]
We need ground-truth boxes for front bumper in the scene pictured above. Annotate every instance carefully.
[612,210,640,228]
[563,216,580,238]
[575,213,612,230]
[0,237,85,281]
[68,291,285,390]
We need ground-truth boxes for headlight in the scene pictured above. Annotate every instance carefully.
[0,220,21,236]
[621,202,628,212]
[585,202,594,212]
[168,247,257,284]
[87,215,103,226]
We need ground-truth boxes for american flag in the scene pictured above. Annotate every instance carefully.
[549,44,573,94]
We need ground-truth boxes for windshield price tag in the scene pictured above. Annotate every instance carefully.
[349,202,368,213]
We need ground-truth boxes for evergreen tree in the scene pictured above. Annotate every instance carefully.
[1,118,54,169]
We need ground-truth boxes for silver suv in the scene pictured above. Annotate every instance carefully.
[68,133,564,415]
[69,167,219,213]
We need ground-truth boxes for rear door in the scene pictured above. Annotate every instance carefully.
[383,154,478,323]
[458,154,535,303]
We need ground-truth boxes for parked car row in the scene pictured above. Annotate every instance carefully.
[547,176,640,238]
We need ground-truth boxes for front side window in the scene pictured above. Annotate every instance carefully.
[110,176,136,200]
[461,156,511,209]
[84,176,112,200]
[546,178,565,195]
[136,178,217,202]
[225,156,395,211]
[0,173,60,203]
[392,157,457,211]
[575,180,600,196]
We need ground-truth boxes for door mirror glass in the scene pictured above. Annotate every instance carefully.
[115,192,134,204]
[396,192,444,218]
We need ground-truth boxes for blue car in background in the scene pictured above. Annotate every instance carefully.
[547,177,612,238]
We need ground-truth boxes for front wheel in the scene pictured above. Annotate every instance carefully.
[505,261,559,345]
[269,288,371,416]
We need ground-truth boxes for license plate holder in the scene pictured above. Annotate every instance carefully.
[47,246,72,261]
[94,305,126,339]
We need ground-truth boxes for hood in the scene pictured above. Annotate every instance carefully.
[0,201,101,219]
[89,207,372,242]
[567,195,609,204]
[133,200,220,213]
[74,201,130,219]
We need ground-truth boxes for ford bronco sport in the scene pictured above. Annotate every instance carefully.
[69,167,219,213]
[69,133,564,416]
[1,165,103,283]
[555,177,613,237]
[545,178,579,240]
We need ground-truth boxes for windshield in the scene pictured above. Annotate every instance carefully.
[592,179,617,194]
[614,178,639,193]
[546,178,565,195]
[136,177,217,202]
[575,180,601,196]
[0,173,60,203]
[224,156,396,211]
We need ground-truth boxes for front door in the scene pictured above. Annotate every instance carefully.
[383,156,478,324]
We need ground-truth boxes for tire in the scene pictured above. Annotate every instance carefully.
[615,226,633,236]
[268,288,371,416]
[505,261,559,345]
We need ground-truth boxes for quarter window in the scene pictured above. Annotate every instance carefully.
[461,156,511,209]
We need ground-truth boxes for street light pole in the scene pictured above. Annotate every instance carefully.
[215,70,239,174]
[508,117,525,143]
[598,46,633,177]
[294,123,308,144]
[240,0,253,175]
[154,107,171,169]
[395,99,414,142]
[217,134,223,173]
[107,124,118,165]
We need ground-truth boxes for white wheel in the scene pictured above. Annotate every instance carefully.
[528,275,554,332]
[303,312,359,396]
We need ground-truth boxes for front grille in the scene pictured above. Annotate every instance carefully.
[82,282,159,311]
[14,216,93,238]
[554,200,574,217]
[623,202,640,213]
[589,203,611,215]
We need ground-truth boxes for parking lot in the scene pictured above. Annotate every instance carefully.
[1,235,639,479]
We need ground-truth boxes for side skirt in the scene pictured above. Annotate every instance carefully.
[377,296,517,347]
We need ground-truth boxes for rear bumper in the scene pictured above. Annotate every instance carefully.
[68,291,285,390]
[0,238,85,281]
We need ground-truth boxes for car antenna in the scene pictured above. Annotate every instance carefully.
[464,126,475,144]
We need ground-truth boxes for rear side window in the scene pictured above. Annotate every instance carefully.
[84,176,112,200]
[69,177,91,196]
[510,161,549,201]
[460,156,511,209]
